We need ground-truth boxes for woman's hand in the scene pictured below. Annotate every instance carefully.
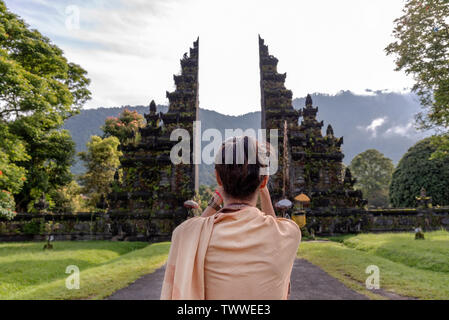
[201,187,224,218]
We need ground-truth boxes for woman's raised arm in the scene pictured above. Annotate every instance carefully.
[260,186,276,218]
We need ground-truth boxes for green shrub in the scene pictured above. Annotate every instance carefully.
[22,219,42,235]
[390,138,449,207]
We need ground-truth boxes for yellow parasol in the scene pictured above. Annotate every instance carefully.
[294,193,310,203]
[292,193,309,228]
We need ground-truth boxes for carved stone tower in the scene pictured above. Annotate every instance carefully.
[259,35,300,202]
[259,36,365,209]
[109,38,199,238]
[291,94,365,208]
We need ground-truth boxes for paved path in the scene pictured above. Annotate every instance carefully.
[108,265,166,300]
[288,259,367,300]
[107,259,368,300]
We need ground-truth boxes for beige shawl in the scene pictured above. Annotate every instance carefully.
[160,207,301,300]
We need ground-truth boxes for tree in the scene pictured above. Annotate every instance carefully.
[349,149,395,208]
[389,137,449,207]
[386,0,449,130]
[196,185,216,211]
[0,1,90,121]
[14,123,77,212]
[429,134,449,160]
[49,181,88,213]
[102,109,145,145]
[0,1,91,211]
[0,120,28,216]
[0,122,28,194]
[78,136,122,209]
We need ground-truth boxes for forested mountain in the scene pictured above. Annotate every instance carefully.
[64,91,429,185]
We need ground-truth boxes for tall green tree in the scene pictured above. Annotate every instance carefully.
[0,120,28,218]
[386,0,449,129]
[349,149,395,208]
[390,138,449,208]
[0,1,91,210]
[0,1,90,121]
[386,0,449,159]
[78,136,122,209]
[0,122,28,194]
[17,127,77,212]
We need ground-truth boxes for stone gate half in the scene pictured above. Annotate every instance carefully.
[108,39,199,237]
[259,36,366,209]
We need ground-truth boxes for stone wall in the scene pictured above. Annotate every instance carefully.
[1,208,448,242]
[305,208,449,236]
[0,211,187,242]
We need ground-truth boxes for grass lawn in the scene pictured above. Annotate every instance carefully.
[298,230,449,300]
[0,241,170,300]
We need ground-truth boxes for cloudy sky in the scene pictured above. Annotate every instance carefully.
[6,0,413,115]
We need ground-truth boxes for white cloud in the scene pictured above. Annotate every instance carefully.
[384,122,416,137]
[368,118,387,132]
[357,117,424,139]
[358,117,388,138]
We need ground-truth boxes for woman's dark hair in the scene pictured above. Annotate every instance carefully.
[215,136,270,199]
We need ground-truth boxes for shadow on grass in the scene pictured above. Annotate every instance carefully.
[339,231,449,274]
[14,242,171,300]
[366,239,449,273]
[0,242,171,300]
[0,258,100,287]
[0,242,154,293]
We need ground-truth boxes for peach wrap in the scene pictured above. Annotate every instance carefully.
[160,207,301,300]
